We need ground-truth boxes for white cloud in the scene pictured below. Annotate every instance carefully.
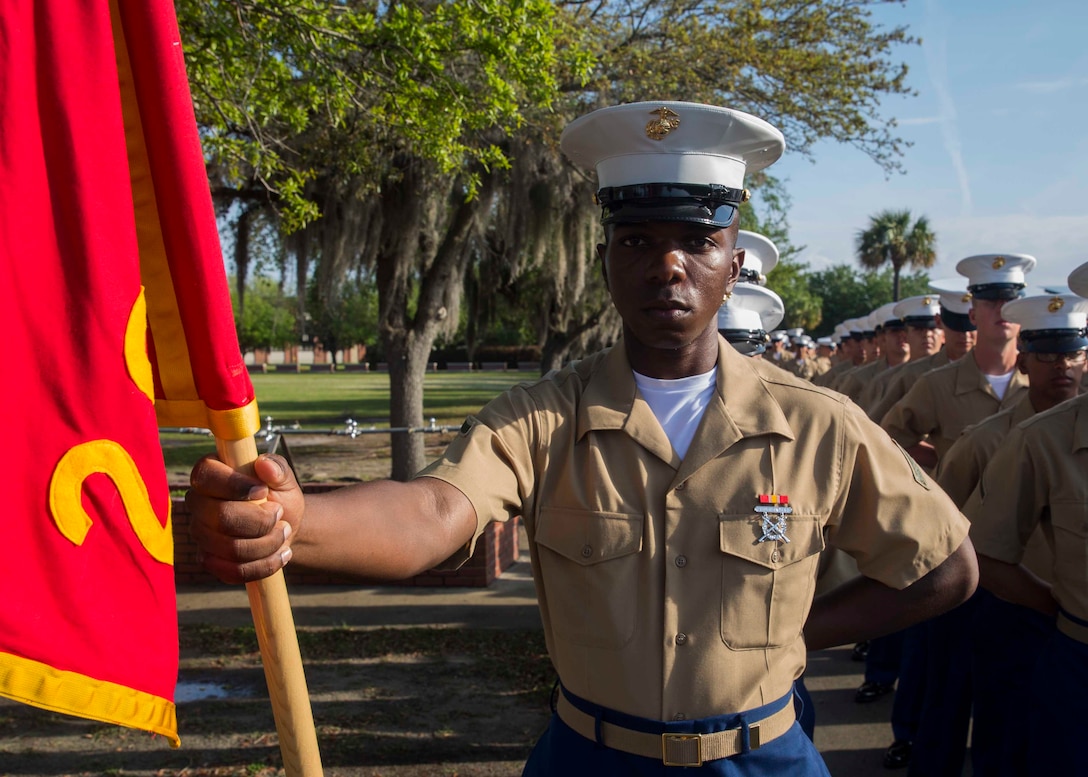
[1014,77,1088,94]
[897,116,942,126]
[922,0,972,215]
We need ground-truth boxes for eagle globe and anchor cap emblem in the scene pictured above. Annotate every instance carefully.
[645,106,681,140]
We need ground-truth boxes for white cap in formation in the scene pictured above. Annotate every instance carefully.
[816,336,835,349]
[1001,294,1088,353]
[718,284,785,332]
[560,101,785,227]
[927,277,976,332]
[735,230,779,283]
[955,253,1036,301]
[717,284,785,355]
[893,295,941,327]
[871,301,903,330]
[1069,261,1088,299]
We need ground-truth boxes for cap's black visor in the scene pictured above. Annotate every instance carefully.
[598,183,745,227]
[969,283,1026,302]
[939,307,976,332]
[1019,329,1088,353]
[904,317,938,330]
[721,329,767,356]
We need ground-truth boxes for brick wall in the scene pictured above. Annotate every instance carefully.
[172,482,520,588]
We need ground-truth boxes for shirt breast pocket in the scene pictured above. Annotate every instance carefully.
[1049,502,1088,596]
[535,506,644,649]
[718,514,824,650]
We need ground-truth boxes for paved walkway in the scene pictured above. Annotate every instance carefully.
[178,556,918,777]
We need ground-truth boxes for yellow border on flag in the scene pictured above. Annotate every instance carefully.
[0,651,179,747]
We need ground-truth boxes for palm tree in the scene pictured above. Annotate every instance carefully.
[855,210,937,300]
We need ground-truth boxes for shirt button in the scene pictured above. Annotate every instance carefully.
[581,545,593,558]
[675,632,688,646]
[771,549,780,563]
[673,713,686,721]
[675,555,688,568]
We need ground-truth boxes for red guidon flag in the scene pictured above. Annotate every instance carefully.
[0,0,259,745]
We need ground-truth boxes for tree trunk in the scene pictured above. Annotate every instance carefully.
[892,264,902,301]
[234,205,252,313]
[376,160,496,480]
[386,330,431,480]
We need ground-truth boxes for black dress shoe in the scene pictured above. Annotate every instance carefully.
[854,680,895,703]
[882,739,912,769]
[851,640,870,662]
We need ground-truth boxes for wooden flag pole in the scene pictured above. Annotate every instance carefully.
[217,436,324,777]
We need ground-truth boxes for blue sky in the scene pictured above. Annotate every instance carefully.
[772,0,1088,292]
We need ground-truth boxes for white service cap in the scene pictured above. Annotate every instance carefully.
[871,301,903,329]
[735,230,779,283]
[718,283,785,333]
[560,101,785,227]
[928,278,975,331]
[1002,294,1088,353]
[1069,261,1088,299]
[893,295,941,325]
[955,254,1036,301]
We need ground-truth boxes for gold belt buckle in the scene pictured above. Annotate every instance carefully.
[662,733,703,767]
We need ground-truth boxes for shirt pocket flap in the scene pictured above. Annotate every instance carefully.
[718,514,824,569]
[536,507,644,566]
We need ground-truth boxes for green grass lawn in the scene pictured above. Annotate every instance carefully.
[244,369,538,428]
[159,370,541,481]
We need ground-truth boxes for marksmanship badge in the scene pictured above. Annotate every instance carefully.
[755,494,792,543]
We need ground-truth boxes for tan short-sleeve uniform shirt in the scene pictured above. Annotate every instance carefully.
[881,352,1028,463]
[868,350,951,423]
[938,396,1054,580]
[967,394,1088,639]
[420,339,970,720]
[813,358,853,388]
[837,358,889,405]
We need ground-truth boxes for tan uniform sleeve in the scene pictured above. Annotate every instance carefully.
[416,386,539,568]
[881,375,937,450]
[936,432,984,510]
[830,403,971,589]
[965,427,1042,565]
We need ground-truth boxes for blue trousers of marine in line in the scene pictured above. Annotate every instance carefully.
[1024,622,1088,776]
[521,685,830,776]
[970,590,1054,777]
[907,594,980,777]
[890,624,926,744]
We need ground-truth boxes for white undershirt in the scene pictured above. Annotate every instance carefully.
[633,368,717,459]
[984,369,1015,400]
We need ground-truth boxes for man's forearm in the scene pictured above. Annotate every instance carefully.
[804,539,978,650]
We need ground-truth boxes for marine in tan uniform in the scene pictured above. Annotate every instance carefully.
[813,337,835,377]
[859,295,941,413]
[867,285,975,423]
[910,293,1088,777]
[881,254,1035,471]
[839,302,910,405]
[818,318,866,389]
[784,335,818,380]
[184,101,978,776]
[964,262,1088,775]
